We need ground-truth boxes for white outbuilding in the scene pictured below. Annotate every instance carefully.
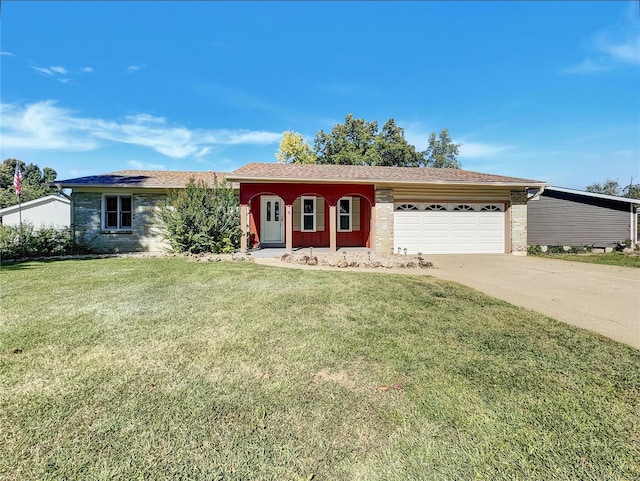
[0,194,71,228]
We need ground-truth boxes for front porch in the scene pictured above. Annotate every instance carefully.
[238,183,375,253]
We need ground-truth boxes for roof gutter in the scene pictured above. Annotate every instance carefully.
[225,176,547,188]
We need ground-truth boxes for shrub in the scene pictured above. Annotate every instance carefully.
[0,223,89,260]
[156,177,241,254]
[567,245,590,254]
[527,244,543,255]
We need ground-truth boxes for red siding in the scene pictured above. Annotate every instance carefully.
[240,183,375,206]
[337,206,371,248]
[241,183,374,249]
[294,201,330,247]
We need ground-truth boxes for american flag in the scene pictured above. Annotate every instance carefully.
[13,163,23,196]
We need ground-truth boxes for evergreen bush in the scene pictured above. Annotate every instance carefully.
[156,178,241,254]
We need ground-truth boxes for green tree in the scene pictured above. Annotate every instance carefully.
[314,114,381,165]
[376,118,424,167]
[0,158,58,208]
[585,178,640,199]
[623,183,640,199]
[275,131,316,164]
[156,177,241,254]
[423,128,462,169]
[309,114,462,168]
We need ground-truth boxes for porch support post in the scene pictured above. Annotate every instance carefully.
[370,204,376,252]
[285,204,293,252]
[329,204,337,252]
[240,203,248,252]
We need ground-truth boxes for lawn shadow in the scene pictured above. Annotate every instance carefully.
[0,255,111,270]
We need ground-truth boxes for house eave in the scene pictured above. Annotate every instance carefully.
[226,175,547,189]
[52,182,188,189]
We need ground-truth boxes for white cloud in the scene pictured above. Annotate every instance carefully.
[126,113,166,124]
[31,65,55,76]
[1,51,15,57]
[220,130,283,145]
[0,100,283,158]
[595,33,640,65]
[566,5,640,73]
[30,64,74,80]
[563,58,612,74]
[127,65,142,72]
[50,66,68,75]
[82,67,94,73]
[127,160,167,170]
[0,100,98,151]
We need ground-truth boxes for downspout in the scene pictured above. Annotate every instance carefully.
[632,204,637,249]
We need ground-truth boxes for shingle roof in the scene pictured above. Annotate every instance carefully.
[53,170,227,189]
[53,164,546,189]
[227,163,546,186]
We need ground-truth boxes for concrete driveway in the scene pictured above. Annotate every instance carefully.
[423,255,640,349]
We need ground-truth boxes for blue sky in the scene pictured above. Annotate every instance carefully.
[1,1,638,189]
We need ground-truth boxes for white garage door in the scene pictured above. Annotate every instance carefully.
[394,203,505,254]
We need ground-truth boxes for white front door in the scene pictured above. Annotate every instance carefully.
[261,196,284,244]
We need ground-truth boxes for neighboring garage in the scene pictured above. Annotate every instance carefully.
[394,202,506,254]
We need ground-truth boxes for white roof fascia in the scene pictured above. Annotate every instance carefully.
[0,194,71,215]
[547,186,640,205]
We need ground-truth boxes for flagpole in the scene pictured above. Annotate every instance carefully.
[13,162,23,244]
[18,192,22,243]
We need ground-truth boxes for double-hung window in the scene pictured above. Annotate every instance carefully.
[301,196,316,232]
[338,197,352,232]
[103,195,132,230]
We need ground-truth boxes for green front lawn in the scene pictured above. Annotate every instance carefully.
[1,258,638,480]
[532,251,640,268]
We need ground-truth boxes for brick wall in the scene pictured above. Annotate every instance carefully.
[73,192,170,253]
[510,190,528,255]
[374,188,394,253]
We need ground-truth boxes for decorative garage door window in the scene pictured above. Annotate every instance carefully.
[394,203,504,212]
[396,204,419,211]
[426,204,447,211]
[480,204,502,211]
[453,204,474,211]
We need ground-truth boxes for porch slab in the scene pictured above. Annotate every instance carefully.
[248,247,371,259]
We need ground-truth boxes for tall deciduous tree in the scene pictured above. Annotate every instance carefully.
[0,158,58,208]
[376,119,424,167]
[314,114,381,165]
[586,178,640,199]
[275,131,316,164]
[276,115,463,169]
[423,128,462,169]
